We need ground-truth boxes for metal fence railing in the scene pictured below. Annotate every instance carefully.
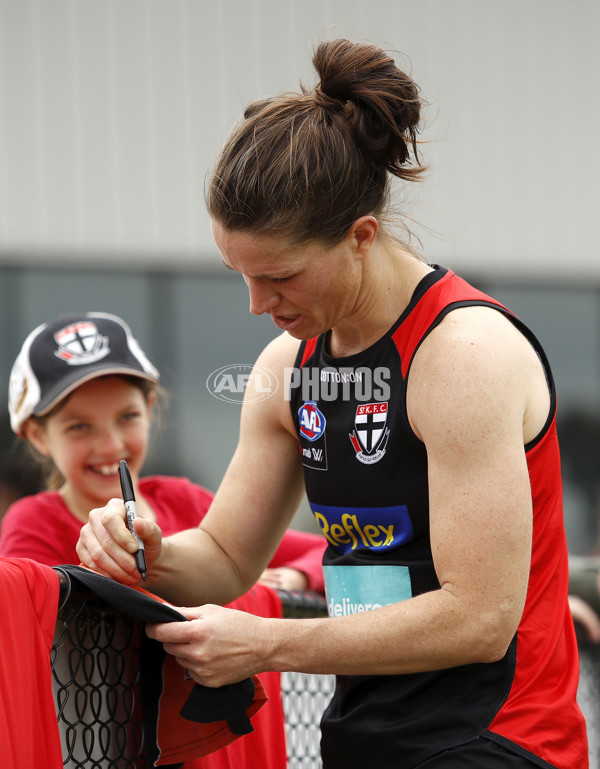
[51,577,598,769]
[51,581,332,768]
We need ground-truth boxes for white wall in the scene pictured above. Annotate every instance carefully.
[0,0,598,280]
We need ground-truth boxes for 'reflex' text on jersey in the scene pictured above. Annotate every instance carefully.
[289,266,588,769]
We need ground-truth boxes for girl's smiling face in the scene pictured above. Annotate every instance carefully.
[23,376,154,517]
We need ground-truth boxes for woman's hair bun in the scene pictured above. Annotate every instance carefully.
[207,37,426,246]
[312,39,423,178]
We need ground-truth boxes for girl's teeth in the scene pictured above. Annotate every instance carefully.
[96,465,119,476]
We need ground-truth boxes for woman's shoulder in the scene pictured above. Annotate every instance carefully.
[256,332,303,372]
[246,332,304,430]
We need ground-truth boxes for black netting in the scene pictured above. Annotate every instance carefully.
[51,588,333,768]
[52,593,145,768]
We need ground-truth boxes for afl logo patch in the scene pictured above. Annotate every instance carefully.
[298,401,326,442]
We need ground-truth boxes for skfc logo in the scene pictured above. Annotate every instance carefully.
[206,364,278,404]
[349,402,390,465]
[298,401,326,442]
[54,321,110,366]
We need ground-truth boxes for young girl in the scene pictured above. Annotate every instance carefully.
[0,310,326,769]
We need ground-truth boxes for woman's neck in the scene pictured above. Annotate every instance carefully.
[328,245,432,358]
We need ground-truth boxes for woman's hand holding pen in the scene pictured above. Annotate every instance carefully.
[76,498,163,585]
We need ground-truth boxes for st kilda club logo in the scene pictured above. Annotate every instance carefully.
[54,321,111,366]
[349,402,390,465]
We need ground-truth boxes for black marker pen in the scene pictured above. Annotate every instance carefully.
[118,459,147,581]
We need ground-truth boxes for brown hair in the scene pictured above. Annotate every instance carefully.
[24,375,164,491]
[206,38,425,247]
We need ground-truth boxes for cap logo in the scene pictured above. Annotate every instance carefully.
[54,321,111,366]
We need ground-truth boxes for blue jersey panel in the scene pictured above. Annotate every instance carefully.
[310,501,414,554]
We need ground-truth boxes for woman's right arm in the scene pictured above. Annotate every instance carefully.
[77,332,305,606]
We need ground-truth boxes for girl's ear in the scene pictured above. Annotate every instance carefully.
[21,419,51,457]
[146,391,157,414]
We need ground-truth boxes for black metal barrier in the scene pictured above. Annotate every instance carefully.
[51,581,332,768]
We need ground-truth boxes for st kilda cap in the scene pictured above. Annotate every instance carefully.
[8,312,160,435]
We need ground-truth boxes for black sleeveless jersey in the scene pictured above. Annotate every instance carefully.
[289,267,587,769]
